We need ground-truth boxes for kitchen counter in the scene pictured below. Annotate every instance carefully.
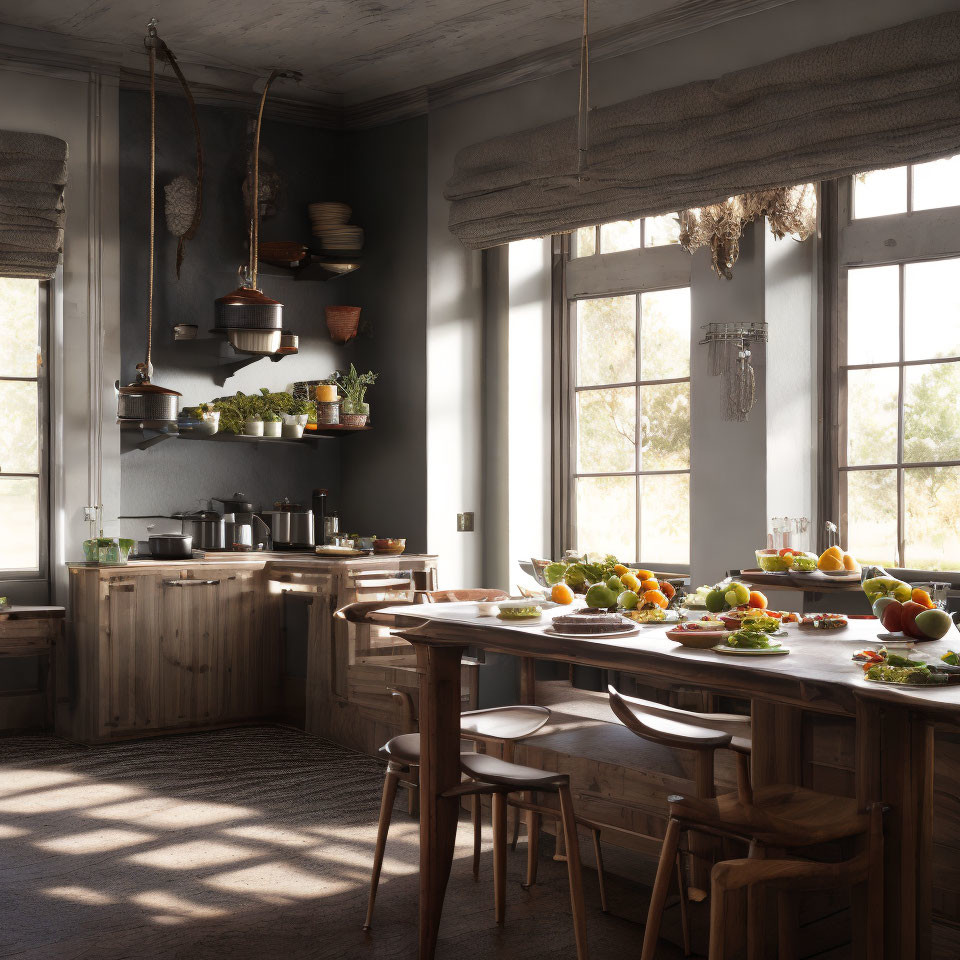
[66,552,436,569]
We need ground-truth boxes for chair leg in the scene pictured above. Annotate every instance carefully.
[592,828,608,913]
[472,793,482,880]
[363,767,401,931]
[865,804,884,960]
[523,810,541,890]
[640,817,681,960]
[558,784,589,960]
[492,792,507,926]
[676,848,691,957]
[777,893,799,960]
[708,863,728,960]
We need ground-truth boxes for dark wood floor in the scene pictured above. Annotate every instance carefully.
[0,727,688,960]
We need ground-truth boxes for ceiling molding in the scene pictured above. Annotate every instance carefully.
[0,0,798,131]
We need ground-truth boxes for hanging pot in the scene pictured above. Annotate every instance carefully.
[117,378,181,422]
[215,286,283,329]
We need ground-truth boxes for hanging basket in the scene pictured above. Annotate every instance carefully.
[326,305,361,344]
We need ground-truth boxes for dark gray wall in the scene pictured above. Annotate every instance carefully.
[119,90,351,520]
[337,118,429,552]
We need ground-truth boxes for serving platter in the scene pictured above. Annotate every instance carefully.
[543,623,642,640]
[712,643,790,656]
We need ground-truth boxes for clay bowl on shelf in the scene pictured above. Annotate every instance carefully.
[326,305,361,344]
[373,538,405,555]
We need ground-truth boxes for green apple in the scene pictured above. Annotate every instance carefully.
[705,588,727,613]
[606,575,624,595]
[915,608,952,640]
[863,576,911,604]
[585,583,617,609]
[617,590,639,610]
[724,582,750,607]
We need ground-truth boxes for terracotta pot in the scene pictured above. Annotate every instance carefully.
[326,305,361,343]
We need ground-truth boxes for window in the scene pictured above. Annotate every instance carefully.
[832,156,960,571]
[0,278,48,580]
[561,222,691,568]
[573,214,681,257]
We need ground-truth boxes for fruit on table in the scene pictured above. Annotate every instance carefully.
[641,589,669,609]
[880,600,903,633]
[613,564,629,577]
[756,548,791,572]
[817,547,845,572]
[585,582,618,609]
[606,575,624,595]
[916,608,952,640]
[901,600,929,640]
[872,596,897,620]
[911,588,935,609]
[551,583,574,605]
[634,569,654,581]
[705,588,727,613]
[618,590,639,610]
[862,575,912,604]
[639,578,659,592]
[544,561,569,585]
[843,553,861,574]
[748,590,768,609]
[725,582,751,608]
[791,553,818,572]
[620,573,640,593]
[660,581,676,601]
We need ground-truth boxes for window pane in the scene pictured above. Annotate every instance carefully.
[576,296,636,386]
[574,226,596,258]
[912,154,960,211]
[0,476,39,571]
[904,466,960,571]
[599,220,642,254]
[0,380,39,473]
[845,469,897,567]
[904,259,960,360]
[640,382,690,470]
[577,387,635,473]
[640,288,690,380]
[644,214,680,247]
[846,265,899,365]
[853,166,907,219]
[846,368,898,466]
[576,475,636,560]
[903,362,960,463]
[0,278,40,378]
[640,473,689,564]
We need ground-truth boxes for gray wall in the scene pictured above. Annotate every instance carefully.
[118,91,349,524]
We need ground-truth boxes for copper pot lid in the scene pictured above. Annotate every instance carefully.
[215,286,282,308]
[118,380,182,396]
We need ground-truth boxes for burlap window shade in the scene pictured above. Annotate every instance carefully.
[445,12,960,249]
[0,131,67,279]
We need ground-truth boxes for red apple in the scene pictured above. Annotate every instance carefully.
[880,600,903,633]
[901,600,927,640]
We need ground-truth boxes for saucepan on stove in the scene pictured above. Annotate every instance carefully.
[149,534,193,559]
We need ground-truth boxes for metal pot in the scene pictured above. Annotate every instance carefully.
[288,510,315,549]
[213,493,255,514]
[222,515,253,551]
[261,510,291,545]
[214,286,283,329]
[116,379,181,421]
[180,511,225,551]
[149,534,193,559]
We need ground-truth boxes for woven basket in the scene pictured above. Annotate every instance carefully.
[326,305,361,343]
[341,413,368,427]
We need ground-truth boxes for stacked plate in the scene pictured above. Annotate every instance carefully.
[309,202,351,228]
[308,201,363,252]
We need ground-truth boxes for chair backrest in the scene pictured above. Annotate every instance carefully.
[426,589,509,603]
[607,685,744,753]
[334,599,412,624]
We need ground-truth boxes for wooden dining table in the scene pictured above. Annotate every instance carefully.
[375,601,960,960]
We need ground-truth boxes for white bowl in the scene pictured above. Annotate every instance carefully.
[227,328,281,354]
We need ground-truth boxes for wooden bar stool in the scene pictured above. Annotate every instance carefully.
[459,751,589,960]
[363,704,550,930]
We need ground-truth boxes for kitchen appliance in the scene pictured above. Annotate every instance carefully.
[118,20,182,423]
[149,534,193,559]
[263,499,314,549]
[181,511,225,551]
[222,514,253,551]
[322,512,339,544]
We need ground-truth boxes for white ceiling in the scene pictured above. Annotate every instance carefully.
[0,0,795,124]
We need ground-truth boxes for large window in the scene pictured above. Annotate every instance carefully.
[834,156,960,571]
[0,278,48,581]
[561,218,691,569]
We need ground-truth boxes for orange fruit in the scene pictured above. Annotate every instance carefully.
[641,589,668,609]
[551,583,575,605]
[660,581,676,600]
[911,588,934,609]
[747,590,768,609]
[613,564,629,577]
[640,578,660,592]
[634,569,654,581]
[620,573,640,593]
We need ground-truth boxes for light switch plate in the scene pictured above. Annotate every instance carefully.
[83,506,97,522]
[457,512,475,532]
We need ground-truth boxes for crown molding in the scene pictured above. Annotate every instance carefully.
[0,0,797,131]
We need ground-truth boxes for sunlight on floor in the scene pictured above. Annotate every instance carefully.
[221,824,318,848]
[36,828,155,853]
[205,861,356,900]
[0,783,139,813]
[126,840,258,870]
[0,770,82,796]
[44,885,117,905]
[132,889,229,919]
[85,798,256,828]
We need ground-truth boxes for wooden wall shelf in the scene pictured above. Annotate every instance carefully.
[119,420,370,451]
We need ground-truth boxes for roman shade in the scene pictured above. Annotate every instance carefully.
[445,12,960,249]
[0,130,67,279]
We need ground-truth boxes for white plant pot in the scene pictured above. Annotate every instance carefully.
[281,423,304,439]
[282,413,309,427]
[243,420,264,437]
[262,420,282,437]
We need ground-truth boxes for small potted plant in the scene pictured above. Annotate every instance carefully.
[335,363,378,427]
[241,390,264,436]
[262,410,282,437]
[281,395,312,428]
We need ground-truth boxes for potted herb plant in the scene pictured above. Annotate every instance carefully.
[281,395,312,427]
[262,410,282,437]
[334,363,378,427]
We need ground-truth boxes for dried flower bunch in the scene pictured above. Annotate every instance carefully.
[678,183,817,279]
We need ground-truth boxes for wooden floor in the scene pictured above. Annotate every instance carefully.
[0,726,686,960]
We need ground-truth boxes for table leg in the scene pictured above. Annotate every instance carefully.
[415,641,466,960]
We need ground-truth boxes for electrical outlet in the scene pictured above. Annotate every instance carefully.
[457,512,475,532]
[83,506,98,522]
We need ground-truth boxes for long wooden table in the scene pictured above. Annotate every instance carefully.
[377,601,960,960]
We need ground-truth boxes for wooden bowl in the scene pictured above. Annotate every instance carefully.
[373,538,405,555]
[665,627,727,648]
[326,305,361,343]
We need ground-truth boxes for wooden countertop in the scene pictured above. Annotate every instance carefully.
[66,552,436,570]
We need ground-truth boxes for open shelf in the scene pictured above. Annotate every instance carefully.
[119,420,370,451]
[258,252,361,282]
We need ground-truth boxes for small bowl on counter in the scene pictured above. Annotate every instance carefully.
[373,538,405,555]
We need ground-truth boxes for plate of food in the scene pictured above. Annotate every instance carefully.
[546,610,640,639]
[798,614,848,631]
[665,620,727,648]
[621,607,681,625]
[853,648,960,685]
[713,627,789,655]
[719,610,784,634]
[496,599,547,622]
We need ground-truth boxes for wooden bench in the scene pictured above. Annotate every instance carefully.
[0,605,64,733]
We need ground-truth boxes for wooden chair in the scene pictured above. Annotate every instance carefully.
[607,687,883,960]
[458,751,590,960]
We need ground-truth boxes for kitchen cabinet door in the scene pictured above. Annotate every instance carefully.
[99,574,162,735]
[159,575,225,726]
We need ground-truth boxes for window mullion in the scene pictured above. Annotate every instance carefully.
[896,262,906,566]
[635,292,642,564]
